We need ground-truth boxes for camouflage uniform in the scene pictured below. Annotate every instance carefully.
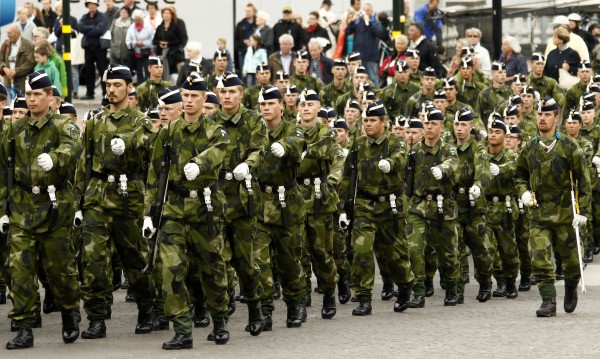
[290,74,323,93]
[455,78,486,110]
[405,91,434,117]
[334,93,360,119]
[243,85,264,111]
[526,74,565,108]
[442,103,485,141]
[320,81,353,108]
[475,86,512,126]
[77,106,156,321]
[136,79,173,112]
[283,109,298,123]
[380,81,420,118]
[409,72,421,87]
[145,117,230,335]
[578,124,599,255]
[565,82,588,112]
[0,112,81,328]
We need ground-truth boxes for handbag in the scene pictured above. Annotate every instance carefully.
[558,68,579,90]
[100,30,111,50]
[132,29,152,57]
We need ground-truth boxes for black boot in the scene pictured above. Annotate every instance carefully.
[162,333,193,350]
[492,283,507,297]
[321,294,337,319]
[135,308,154,334]
[461,272,470,285]
[286,304,306,328]
[505,281,518,299]
[81,320,106,339]
[125,288,136,302]
[424,278,434,297]
[444,291,458,306]
[476,281,492,303]
[6,328,33,350]
[106,306,112,320]
[33,311,42,328]
[305,279,312,307]
[457,292,464,304]
[408,295,425,308]
[193,303,210,328]
[61,310,80,344]
[42,289,58,314]
[272,281,282,300]
[555,267,565,281]
[394,289,411,312]
[153,313,169,331]
[10,320,18,332]
[246,301,265,336]
[381,281,394,301]
[208,317,229,345]
[0,291,6,305]
[112,270,122,291]
[337,280,351,304]
[583,250,593,263]
[314,281,324,294]
[351,301,372,316]
[536,297,557,317]
[564,285,578,313]
[594,245,600,255]
[518,274,531,291]
[263,314,273,331]
[228,289,236,317]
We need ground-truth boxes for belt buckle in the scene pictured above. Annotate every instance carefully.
[426,194,432,201]
[32,186,41,195]
[304,179,310,186]
[107,175,115,183]
[379,196,386,202]
[190,190,198,199]
[265,186,273,193]
[459,188,465,194]
[225,172,233,181]
[493,196,499,203]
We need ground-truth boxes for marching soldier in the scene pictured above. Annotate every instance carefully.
[203,91,220,117]
[476,62,512,127]
[405,67,437,117]
[274,71,291,96]
[565,61,594,111]
[343,99,363,148]
[405,49,422,86]
[345,52,362,83]
[283,85,300,122]
[290,51,322,93]
[0,84,7,306]
[0,70,81,349]
[514,96,591,317]
[380,60,420,118]
[526,53,565,108]
[334,66,370,116]
[75,64,157,339]
[244,63,272,110]
[136,56,173,112]
[455,56,486,110]
[320,58,352,108]
[206,49,230,92]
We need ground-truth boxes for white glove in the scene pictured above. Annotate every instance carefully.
[37,153,53,172]
[271,142,286,158]
[572,214,587,229]
[431,166,443,180]
[73,210,83,227]
[469,185,481,199]
[490,163,500,176]
[184,162,200,181]
[339,213,350,229]
[233,162,250,181]
[593,156,600,168]
[111,138,125,155]
[378,160,391,174]
[301,151,307,160]
[142,216,156,239]
[479,130,488,139]
[521,191,532,207]
[0,215,8,234]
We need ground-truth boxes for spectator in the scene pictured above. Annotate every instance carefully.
[126,9,154,85]
[319,0,338,56]
[40,0,57,33]
[34,43,62,93]
[308,38,334,84]
[23,2,43,27]
[446,38,469,76]
[110,7,132,65]
[234,3,257,77]
[243,35,268,86]
[544,26,581,82]
[33,33,68,97]
[544,16,589,63]
[332,9,356,59]
[144,1,162,30]
[345,1,384,87]
[153,6,188,80]
[52,1,79,55]
[304,11,332,54]
[408,22,443,77]
[16,7,36,42]
[293,13,304,29]
[0,24,36,93]
[268,34,296,82]
[403,1,414,29]
[273,7,305,52]
[380,34,409,86]
[465,27,491,78]
[568,13,596,54]
[104,0,119,28]
[414,0,444,45]
[217,38,234,72]
[79,0,109,100]
[176,42,213,86]
[255,11,274,55]
[499,36,528,85]
[121,0,140,13]
[342,0,362,22]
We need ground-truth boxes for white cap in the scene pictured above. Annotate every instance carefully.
[552,15,569,26]
[567,13,582,22]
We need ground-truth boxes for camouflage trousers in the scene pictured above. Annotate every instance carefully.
[515,211,532,276]
[406,214,459,296]
[488,221,520,283]
[530,222,582,299]
[303,212,339,296]
[332,213,352,286]
[0,232,9,293]
[160,219,229,335]
[8,225,80,328]
[256,220,306,316]
[590,191,600,251]
[457,214,493,293]
[351,214,414,301]
[80,209,156,320]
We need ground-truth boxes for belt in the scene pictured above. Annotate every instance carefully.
[297,176,327,186]
[169,182,219,199]
[359,191,401,231]
[91,171,143,182]
[218,170,235,181]
[16,181,66,230]
[457,187,468,195]
[16,181,67,194]
[298,176,327,218]
[485,194,512,203]
[259,180,297,194]
[357,191,400,203]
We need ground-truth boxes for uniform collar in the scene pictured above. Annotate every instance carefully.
[423,138,442,154]
[269,119,286,138]
[108,105,131,120]
[27,110,53,128]
[304,121,321,137]
[458,138,473,151]
[367,131,388,145]
[180,117,203,133]
[490,147,507,161]
[218,105,245,125]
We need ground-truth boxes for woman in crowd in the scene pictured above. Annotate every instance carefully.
[110,7,132,65]
[499,36,528,84]
[379,34,409,86]
[126,9,155,85]
[544,26,581,81]
[255,11,274,55]
[333,10,355,59]
[243,34,268,86]
[153,6,188,79]
[145,1,162,30]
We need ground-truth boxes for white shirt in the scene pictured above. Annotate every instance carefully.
[473,42,492,79]
[281,52,292,74]
[9,38,22,71]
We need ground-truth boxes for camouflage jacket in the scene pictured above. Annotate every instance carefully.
[290,74,323,93]
[320,81,353,108]
[526,74,565,108]
[514,133,591,224]
[578,124,599,190]
[243,84,266,111]
[484,147,519,225]
[405,90,434,117]
[136,79,173,112]
[475,85,512,126]
[284,109,298,122]
[380,80,420,118]
[0,112,81,232]
[334,92,360,119]
[454,139,492,215]
[409,72,421,87]
[455,77,486,109]
[144,117,229,223]
[565,82,588,112]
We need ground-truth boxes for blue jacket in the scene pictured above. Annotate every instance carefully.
[79,11,108,49]
[414,4,443,42]
[346,17,383,63]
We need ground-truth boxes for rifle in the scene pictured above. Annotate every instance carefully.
[142,120,171,273]
[569,170,587,293]
[406,138,415,197]
[342,145,359,247]
[74,111,95,264]
[3,99,15,267]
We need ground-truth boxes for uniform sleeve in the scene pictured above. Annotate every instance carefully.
[191,125,230,174]
[573,142,592,218]
[513,145,531,198]
[305,128,337,160]
[386,136,407,174]
[244,114,267,169]
[48,120,83,180]
[473,142,490,189]
[328,145,346,187]
[144,126,167,217]
[496,150,517,181]
[280,124,305,163]
[116,115,156,151]
[438,144,459,178]
[74,116,94,207]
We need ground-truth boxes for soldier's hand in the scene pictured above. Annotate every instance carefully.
[431,166,443,180]
[142,216,156,239]
[111,138,126,155]
[73,210,83,227]
[593,156,600,168]
[378,159,391,173]
[521,191,532,207]
[490,163,500,176]
[301,151,307,160]
[271,142,286,158]
[37,153,54,171]
[339,213,350,229]
[184,163,200,181]
[0,215,9,234]
[469,185,481,199]
[572,214,587,229]
[479,130,487,139]
[233,162,250,181]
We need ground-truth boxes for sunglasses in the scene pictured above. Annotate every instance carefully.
[467,34,480,38]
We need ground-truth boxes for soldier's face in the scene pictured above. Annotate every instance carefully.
[424,121,443,140]
[580,109,595,126]
[181,89,207,117]
[284,93,298,108]
[348,61,360,75]
[332,66,348,80]
[492,70,506,85]
[505,134,521,150]
[407,57,420,70]
[202,102,218,117]
[396,70,409,84]
[214,57,228,72]
[158,103,183,123]
[25,89,51,117]
[504,115,519,126]
[260,99,283,122]
[353,74,369,88]
[565,120,581,137]
[363,116,385,138]
[148,64,164,78]
[105,80,131,106]
[391,125,405,138]
[405,128,424,144]
[294,59,309,74]
[422,76,436,91]
[442,86,456,102]
[536,111,558,134]
[219,86,242,112]
[13,108,28,121]
[276,80,290,94]
[531,61,544,76]
[453,120,473,140]
[578,69,592,83]
[49,97,61,112]
[487,128,505,146]
[344,107,360,126]
[511,82,523,95]
[128,95,138,108]
[257,71,271,85]
[335,128,349,144]
[460,67,473,80]
[433,99,447,112]
[521,94,534,109]
[299,100,320,122]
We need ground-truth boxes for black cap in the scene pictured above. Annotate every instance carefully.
[256,63,270,73]
[102,64,133,83]
[421,67,436,77]
[214,49,229,60]
[333,117,349,129]
[296,50,310,61]
[182,72,209,91]
[285,85,299,95]
[147,108,160,120]
[299,89,320,102]
[365,100,386,117]
[508,94,523,105]
[275,71,290,81]
[347,52,361,62]
[51,85,61,97]
[345,99,361,110]
[13,96,27,109]
[148,56,164,66]
[206,91,220,105]
[158,86,183,105]
[488,114,508,132]
[491,62,506,71]
[258,85,283,102]
[407,117,424,128]
[433,89,447,100]
[460,56,474,68]
[538,96,559,112]
[3,106,12,116]
[217,72,243,89]
[460,47,475,57]
[531,53,545,62]
[565,110,582,122]
[25,70,53,91]
[405,49,420,58]
[454,107,473,122]
[59,102,77,115]
[503,104,519,117]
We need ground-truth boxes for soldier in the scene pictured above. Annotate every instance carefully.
[75,64,157,338]
[520,85,538,127]
[283,85,299,122]
[441,77,484,133]
[343,99,363,148]
[296,89,339,318]
[405,107,461,307]
[381,60,420,118]
[405,67,437,117]
[244,63,272,110]
[476,62,512,126]
[254,85,307,328]
[514,96,591,317]
[578,100,598,263]
[202,91,220,117]
[136,56,173,112]
[405,49,422,86]
[128,88,138,109]
[334,66,370,115]
[565,61,594,111]
[206,50,230,92]
[510,74,527,96]
[274,70,291,95]
[456,56,485,110]
[320,58,352,108]
[0,70,81,349]
[391,116,407,138]
[0,82,5,303]
[527,53,565,108]
[504,103,537,146]
[290,51,322,93]
[339,100,415,315]
[12,96,28,121]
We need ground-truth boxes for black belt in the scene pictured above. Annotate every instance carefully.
[91,171,143,182]
[259,180,297,193]
[297,176,327,186]
[259,180,297,228]
[168,182,219,198]
[16,181,67,194]
[218,170,235,181]
[485,194,512,203]
[358,191,402,231]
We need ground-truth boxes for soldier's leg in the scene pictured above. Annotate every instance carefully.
[405,214,427,299]
[228,217,261,302]
[495,222,520,296]
[530,224,556,300]
[376,217,414,303]
[221,229,237,312]
[516,213,532,289]
[7,227,39,329]
[0,232,9,296]
[185,257,209,328]
[430,219,460,295]
[111,247,123,291]
[424,242,438,294]
[488,225,506,294]
[594,191,600,254]
[152,245,167,329]
[332,214,351,300]
[300,221,313,302]
[457,220,470,284]
[349,216,377,303]
[554,224,583,313]
[374,245,394,300]
[255,222,275,317]
[306,213,339,296]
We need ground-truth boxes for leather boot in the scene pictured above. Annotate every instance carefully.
[33,311,42,328]
[61,310,80,344]
[536,297,557,317]
[564,285,578,313]
[6,328,33,350]
[135,308,154,334]
[228,289,236,317]
[125,288,136,302]
[81,320,106,339]
[381,281,394,301]
[75,309,81,323]
[246,301,265,336]
[42,289,58,314]
[351,301,372,316]
[444,291,458,306]
[305,279,312,307]
[0,291,6,304]
[424,278,434,297]
[263,314,273,331]
[314,281,324,294]
[162,333,193,350]
[337,280,351,304]
[476,281,492,303]
[207,317,229,345]
[394,289,411,312]
[286,304,304,328]
[594,245,600,255]
[492,283,507,297]
[321,294,337,319]
[505,281,518,299]
[106,306,112,320]
[11,320,18,332]
[457,292,464,304]
[555,267,565,281]
[272,281,282,300]
[112,270,122,292]
[193,302,210,328]
[153,313,169,331]
[518,274,531,291]
[583,250,593,263]
[408,295,425,308]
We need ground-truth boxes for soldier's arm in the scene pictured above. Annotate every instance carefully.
[280,124,306,162]
[437,144,459,178]
[115,115,156,151]
[513,147,531,198]
[328,145,346,187]
[573,142,592,218]
[74,116,93,205]
[50,120,83,179]
[473,143,491,189]
[243,115,267,169]
[143,127,166,216]
[190,125,230,173]
[386,136,407,174]
[305,129,337,160]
